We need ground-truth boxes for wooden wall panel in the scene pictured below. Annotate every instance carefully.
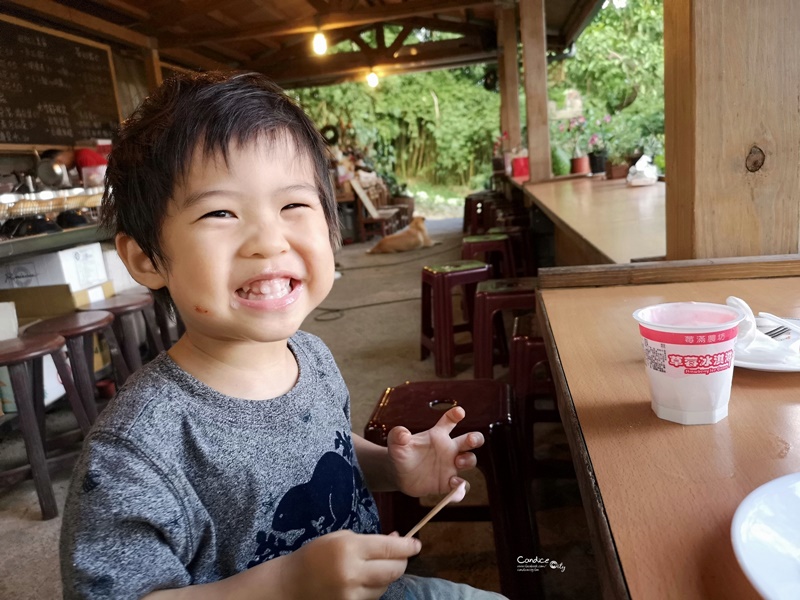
[666,0,800,259]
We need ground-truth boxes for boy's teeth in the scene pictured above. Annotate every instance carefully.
[238,278,292,300]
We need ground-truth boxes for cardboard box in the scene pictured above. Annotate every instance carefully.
[0,242,107,292]
[0,280,114,320]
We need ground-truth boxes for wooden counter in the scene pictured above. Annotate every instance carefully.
[511,176,665,265]
[537,273,800,599]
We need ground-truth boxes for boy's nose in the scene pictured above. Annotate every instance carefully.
[239,221,290,258]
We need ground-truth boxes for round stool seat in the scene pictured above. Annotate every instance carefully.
[78,293,153,316]
[26,311,115,338]
[0,333,67,365]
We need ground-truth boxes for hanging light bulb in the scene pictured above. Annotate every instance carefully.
[312,31,327,55]
[366,71,379,88]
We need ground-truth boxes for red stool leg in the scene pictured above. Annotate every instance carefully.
[420,276,433,361]
[432,275,456,377]
[473,293,494,379]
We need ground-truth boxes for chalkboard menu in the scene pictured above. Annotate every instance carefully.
[0,15,121,146]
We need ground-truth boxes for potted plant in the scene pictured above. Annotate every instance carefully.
[567,116,589,174]
[587,113,612,175]
[604,125,640,180]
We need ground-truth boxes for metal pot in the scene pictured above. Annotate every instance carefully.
[36,158,71,188]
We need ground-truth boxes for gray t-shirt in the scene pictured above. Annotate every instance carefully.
[60,330,403,599]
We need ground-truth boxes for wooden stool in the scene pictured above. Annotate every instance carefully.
[488,225,538,276]
[510,314,574,483]
[473,277,538,379]
[25,311,130,423]
[364,379,540,600]
[461,233,515,279]
[420,260,491,378]
[463,193,497,235]
[78,294,164,372]
[0,334,89,519]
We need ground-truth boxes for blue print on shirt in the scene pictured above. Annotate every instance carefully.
[247,431,377,567]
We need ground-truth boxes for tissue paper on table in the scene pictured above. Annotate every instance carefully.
[726,296,800,366]
[626,155,658,187]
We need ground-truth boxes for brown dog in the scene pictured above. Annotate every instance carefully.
[366,216,437,254]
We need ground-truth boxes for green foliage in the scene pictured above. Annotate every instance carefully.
[294,66,500,187]
[294,0,664,189]
[551,146,571,176]
[549,0,664,165]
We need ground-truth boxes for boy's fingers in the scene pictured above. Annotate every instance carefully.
[454,451,478,470]
[452,431,485,452]
[448,478,470,502]
[433,406,466,435]
[363,534,422,560]
[387,426,412,446]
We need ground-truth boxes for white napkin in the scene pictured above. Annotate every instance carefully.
[726,296,800,366]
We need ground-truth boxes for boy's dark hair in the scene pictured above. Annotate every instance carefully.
[101,71,340,310]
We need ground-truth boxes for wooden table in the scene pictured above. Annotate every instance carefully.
[538,273,800,599]
[511,176,665,265]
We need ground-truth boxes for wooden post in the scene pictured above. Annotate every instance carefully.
[498,57,509,149]
[497,6,521,152]
[665,0,800,259]
[519,0,551,182]
[143,47,163,91]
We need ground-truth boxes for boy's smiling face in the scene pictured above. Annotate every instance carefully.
[152,137,335,346]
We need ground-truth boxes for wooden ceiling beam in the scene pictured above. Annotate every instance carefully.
[90,0,151,21]
[160,0,493,47]
[394,16,494,37]
[150,0,239,26]
[159,47,232,71]
[277,48,496,88]
[563,0,604,48]
[265,37,487,81]
[386,26,413,56]
[6,0,156,47]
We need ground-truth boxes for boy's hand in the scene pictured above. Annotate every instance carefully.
[386,406,484,498]
[281,530,420,600]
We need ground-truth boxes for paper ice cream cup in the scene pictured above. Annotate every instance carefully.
[632,302,745,425]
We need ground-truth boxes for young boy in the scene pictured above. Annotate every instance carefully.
[60,71,507,600]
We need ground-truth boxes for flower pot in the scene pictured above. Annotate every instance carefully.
[570,156,590,174]
[588,151,607,174]
[605,162,630,180]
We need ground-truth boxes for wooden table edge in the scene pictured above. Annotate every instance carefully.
[537,289,631,600]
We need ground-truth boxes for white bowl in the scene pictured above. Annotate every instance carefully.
[731,472,800,599]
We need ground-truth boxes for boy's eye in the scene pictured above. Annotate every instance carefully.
[201,210,234,219]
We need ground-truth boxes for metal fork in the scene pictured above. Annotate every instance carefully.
[765,326,790,338]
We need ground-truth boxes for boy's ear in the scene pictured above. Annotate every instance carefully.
[115,234,168,290]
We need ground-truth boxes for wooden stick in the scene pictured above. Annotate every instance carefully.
[404,481,468,538]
